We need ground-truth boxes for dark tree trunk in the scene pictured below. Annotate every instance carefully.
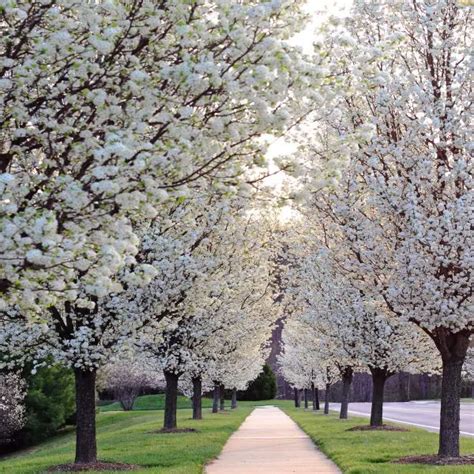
[294,387,300,408]
[219,384,225,410]
[163,370,179,430]
[74,369,97,464]
[120,400,131,411]
[324,383,330,415]
[339,367,353,420]
[231,388,237,409]
[433,330,470,458]
[212,382,220,413]
[118,389,136,411]
[304,388,309,409]
[313,384,320,410]
[369,367,390,427]
[192,376,202,420]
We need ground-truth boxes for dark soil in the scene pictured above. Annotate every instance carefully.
[347,424,408,432]
[150,428,197,434]
[47,461,138,471]
[394,454,474,465]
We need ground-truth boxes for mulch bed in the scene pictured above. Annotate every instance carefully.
[347,424,408,432]
[47,461,138,472]
[394,454,474,465]
[149,428,197,434]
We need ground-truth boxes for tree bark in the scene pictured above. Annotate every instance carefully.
[231,388,237,409]
[163,370,179,430]
[369,367,390,427]
[192,376,202,420]
[339,367,353,419]
[324,383,330,415]
[219,383,225,411]
[312,384,320,410]
[304,388,309,409]
[74,369,97,464]
[212,382,220,413]
[434,330,470,458]
[294,387,300,408]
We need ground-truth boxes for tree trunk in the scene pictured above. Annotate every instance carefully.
[212,382,220,413]
[369,367,390,427]
[313,385,320,410]
[294,387,300,408]
[219,384,225,411]
[435,331,470,458]
[231,388,237,409]
[339,367,353,419]
[74,369,97,464]
[163,370,179,430]
[118,389,136,411]
[438,357,464,457]
[304,388,309,409]
[192,376,202,420]
[324,383,330,415]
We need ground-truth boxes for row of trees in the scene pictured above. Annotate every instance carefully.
[279,0,472,459]
[0,0,315,468]
[97,205,278,430]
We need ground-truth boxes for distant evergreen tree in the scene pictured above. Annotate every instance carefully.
[239,364,276,401]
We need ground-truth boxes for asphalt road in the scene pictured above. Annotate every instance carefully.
[330,400,474,436]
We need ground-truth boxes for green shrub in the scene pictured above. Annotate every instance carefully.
[239,364,277,401]
[22,365,75,445]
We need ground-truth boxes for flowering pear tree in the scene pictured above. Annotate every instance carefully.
[195,211,278,413]
[97,355,164,411]
[216,323,274,410]
[199,223,278,412]
[0,0,314,465]
[278,314,337,411]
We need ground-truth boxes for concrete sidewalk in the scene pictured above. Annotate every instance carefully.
[206,406,340,474]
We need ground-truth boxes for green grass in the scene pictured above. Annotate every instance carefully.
[0,405,253,474]
[282,404,474,473]
[99,394,213,412]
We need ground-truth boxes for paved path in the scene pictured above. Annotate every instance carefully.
[330,401,474,436]
[206,406,340,474]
